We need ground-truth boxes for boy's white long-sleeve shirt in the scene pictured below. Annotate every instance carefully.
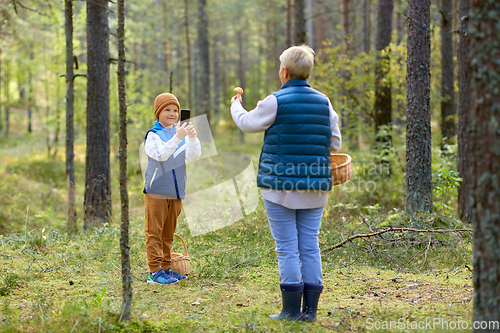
[145,132,201,162]
[230,94,342,209]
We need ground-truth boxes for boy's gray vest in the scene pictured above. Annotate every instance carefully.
[143,122,187,199]
[256,79,332,191]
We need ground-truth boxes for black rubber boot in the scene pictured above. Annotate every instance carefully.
[269,283,304,321]
[301,283,324,321]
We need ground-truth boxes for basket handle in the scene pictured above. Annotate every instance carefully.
[174,233,188,256]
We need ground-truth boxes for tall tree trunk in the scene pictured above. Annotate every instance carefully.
[117,0,132,321]
[52,78,61,158]
[213,33,220,123]
[274,20,280,90]
[237,29,245,144]
[405,0,433,214]
[44,77,52,156]
[84,0,111,228]
[286,0,292,47]
[362,0,370,53]
[307,0,315,49]
[197,0,210,125]
[440,0,456,149]
[374,0,394,159]
[341,0,352,50]
[161,0,169,73]
[27,52,33,134]
[457,0,471,222]
[470,1,500,329]
[0,52,2,132]
[65,0,77,233]
[4,63,9,137]
[184,0,193,108]
[294,0,306,44]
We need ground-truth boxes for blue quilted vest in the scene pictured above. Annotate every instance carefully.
[256,79,332,191]
[143,121,187,199]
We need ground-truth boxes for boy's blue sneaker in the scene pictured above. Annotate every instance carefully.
[147,269,179,285]
[164,268,187,280]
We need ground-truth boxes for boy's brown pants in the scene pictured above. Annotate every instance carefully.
[144,194,182,273]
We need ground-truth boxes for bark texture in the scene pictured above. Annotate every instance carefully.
[405,0,433,213]
[374,0,394,149]
[294,0,306,44]
[117,0,131,321]
[286,0,292,47]
[184,0,193,107]
[470,0,500,330]
[197,0,210,125]
[84,0,111,228]
[440,0,456,148]
[457,0,472,221]
[65,0,77,233]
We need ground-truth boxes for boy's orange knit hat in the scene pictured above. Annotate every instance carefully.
[154,93,180,119]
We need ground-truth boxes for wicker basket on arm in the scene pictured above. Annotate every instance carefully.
[330,153,353,186]
[171,233,191,275]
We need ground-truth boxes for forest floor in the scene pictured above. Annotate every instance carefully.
[0,213,474,332]
[0,112,474,332]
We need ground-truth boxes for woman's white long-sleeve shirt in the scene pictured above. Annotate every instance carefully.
[230,94,342,209]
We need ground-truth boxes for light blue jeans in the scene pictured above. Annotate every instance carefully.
[264,199,324,285]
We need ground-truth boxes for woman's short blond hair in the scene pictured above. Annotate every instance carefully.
[279,45,315,80]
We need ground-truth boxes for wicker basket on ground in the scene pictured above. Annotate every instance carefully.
[171,233,191,275]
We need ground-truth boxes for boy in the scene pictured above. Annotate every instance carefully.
[143,93,201,284]
[230,45,342,320]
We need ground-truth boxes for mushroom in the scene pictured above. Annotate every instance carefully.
[234,87,244,95]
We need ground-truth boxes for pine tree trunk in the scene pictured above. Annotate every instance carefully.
[374,0,394,157]
[44,78,52,156]
[184,0,193,107]
[286,0,292,47]
[162,0,169,73]
[213,33,220,123]
[84,0,111,228]
[341,0,352,49]
[470,1,500,329]
[307,0,315,49]
[28,52,33,134]
[396,0,407,44]
[65,0,77,233]
[440,0,456,149]
[0,53,3,132]
[362,0,370,53]
[52,79,61,158]
[294,0,306,44]
[197,0,210,125]
[4,64,9,137]
[117,0,132,321]
[405,0,433,214]
[457,0,471,222]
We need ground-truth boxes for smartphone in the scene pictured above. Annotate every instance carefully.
[180,109,191,125]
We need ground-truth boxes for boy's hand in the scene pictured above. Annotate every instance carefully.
[175,122,189,139]
[187,122,196,138]
[230,95,242,105]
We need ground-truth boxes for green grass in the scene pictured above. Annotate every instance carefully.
[0,117,474,332]
[0,207,473,332]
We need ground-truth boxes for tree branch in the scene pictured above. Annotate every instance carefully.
[11,0,50,16]
[323,227,473,251]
